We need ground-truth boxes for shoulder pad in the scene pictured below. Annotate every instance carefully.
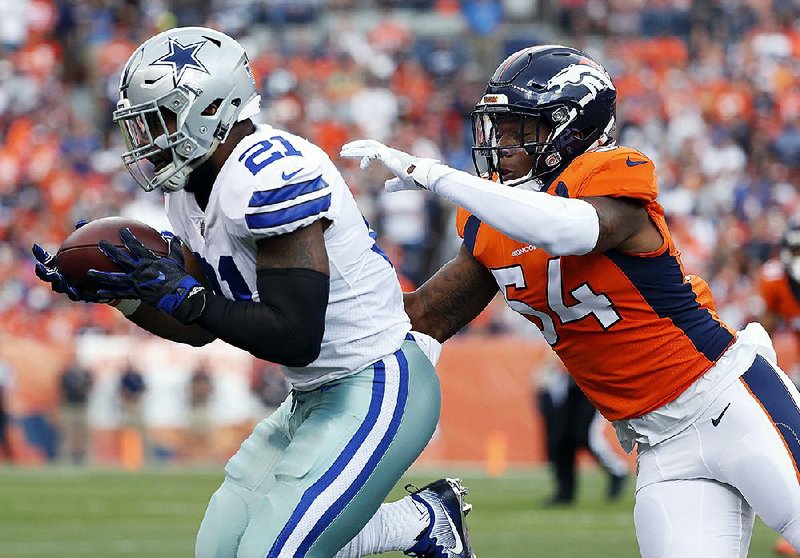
[456,206,472,239]
[556,146,657,203]
[226,134,332,238]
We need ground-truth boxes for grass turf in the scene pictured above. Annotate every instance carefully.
[0,467,780,557]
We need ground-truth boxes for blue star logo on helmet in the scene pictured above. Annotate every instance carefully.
[151,38,210,87]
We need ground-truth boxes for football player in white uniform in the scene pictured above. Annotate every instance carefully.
[32,27,475,558]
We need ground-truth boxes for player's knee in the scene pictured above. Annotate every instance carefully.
[195,481,251,558]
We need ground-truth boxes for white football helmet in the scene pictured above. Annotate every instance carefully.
[114,26,260,192]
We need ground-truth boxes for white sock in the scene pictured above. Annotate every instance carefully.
[334,496,430,557]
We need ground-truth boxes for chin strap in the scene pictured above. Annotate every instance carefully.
[157,139,220,192]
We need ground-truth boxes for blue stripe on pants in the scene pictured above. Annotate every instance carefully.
[266,349,409,557]
[741,354,800,478]
[295,348,410,555]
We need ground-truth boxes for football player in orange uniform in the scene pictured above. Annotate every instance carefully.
[759,226,800,558]
[342,45,800,557]
[760,226,800,376]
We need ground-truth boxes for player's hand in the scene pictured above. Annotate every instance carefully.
[31,219,112,303]
[88,228,207,324]
[340,139,439,192]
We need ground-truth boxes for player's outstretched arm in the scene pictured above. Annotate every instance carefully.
[404,245,498,342]
[341,140,660,256]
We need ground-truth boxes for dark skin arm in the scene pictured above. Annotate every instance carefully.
[124,220,330,345]
[585,196,662,254]
[255,219,330,273]
[405,197,663,341]
[404,244,499,342]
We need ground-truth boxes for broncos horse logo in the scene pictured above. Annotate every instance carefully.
[542,63,616,108]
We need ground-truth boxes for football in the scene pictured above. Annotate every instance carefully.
[56,217,169,294]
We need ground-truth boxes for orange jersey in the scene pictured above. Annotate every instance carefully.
[457,146,735,420]
[760,261,800,340]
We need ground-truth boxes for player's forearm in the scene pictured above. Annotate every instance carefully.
[404,290,470,343]
[403,248,498,342]
[195,268,329,367]
[121,302,217,346]
[423,165,599,256]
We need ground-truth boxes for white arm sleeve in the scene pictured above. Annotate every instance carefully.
[421,163,600,256]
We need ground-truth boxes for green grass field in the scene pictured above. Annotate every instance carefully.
[0,467,782,557]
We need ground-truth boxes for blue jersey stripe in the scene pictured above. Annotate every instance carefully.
[248,176,328,208]
[295,349,410,556]
[246,194,331,231]
[267,358,388,558]
[742,355,800,472]
[363,217,393,266]
[606,249,733,362]
[463,215,482,255]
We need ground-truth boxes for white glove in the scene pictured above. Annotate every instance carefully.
[340,139,439,192]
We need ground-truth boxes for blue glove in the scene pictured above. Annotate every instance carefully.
[88,228,207,324]
[32,220,112,303]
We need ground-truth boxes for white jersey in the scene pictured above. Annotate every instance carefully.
[166,124,411,389]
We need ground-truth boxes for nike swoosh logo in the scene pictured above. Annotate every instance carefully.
[440,502,464,554]
[626,156,648,167]
[712,403,731,427]
[281,168,302,181]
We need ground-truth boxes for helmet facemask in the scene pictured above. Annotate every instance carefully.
[115,86,220,192]
[471,102,560,188]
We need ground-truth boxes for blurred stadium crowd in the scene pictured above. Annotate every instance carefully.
[0,0,799,343]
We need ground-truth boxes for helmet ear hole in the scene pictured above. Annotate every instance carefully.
[574,127,595,141]
[202,99,223,116]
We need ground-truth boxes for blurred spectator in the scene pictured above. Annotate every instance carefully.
[118,359,147,467]
[251,361,290,418]
[462,0,504,72]
[185,360,214,464]
[58,357,93,465]
[758,226,800,383]
[535,359,630,505]
[0,356,14,462]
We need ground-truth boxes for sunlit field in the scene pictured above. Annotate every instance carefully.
[0,467,780,557]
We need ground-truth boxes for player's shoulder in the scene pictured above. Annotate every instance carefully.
[575,145,654,170]
[556,144,657,202]
[230,125,327,186]
[456,206,473,238]
[219,125,335,237]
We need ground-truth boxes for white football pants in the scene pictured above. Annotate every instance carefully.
[635,355,800,557]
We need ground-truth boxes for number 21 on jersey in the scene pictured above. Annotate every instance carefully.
[490,258,621,345]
